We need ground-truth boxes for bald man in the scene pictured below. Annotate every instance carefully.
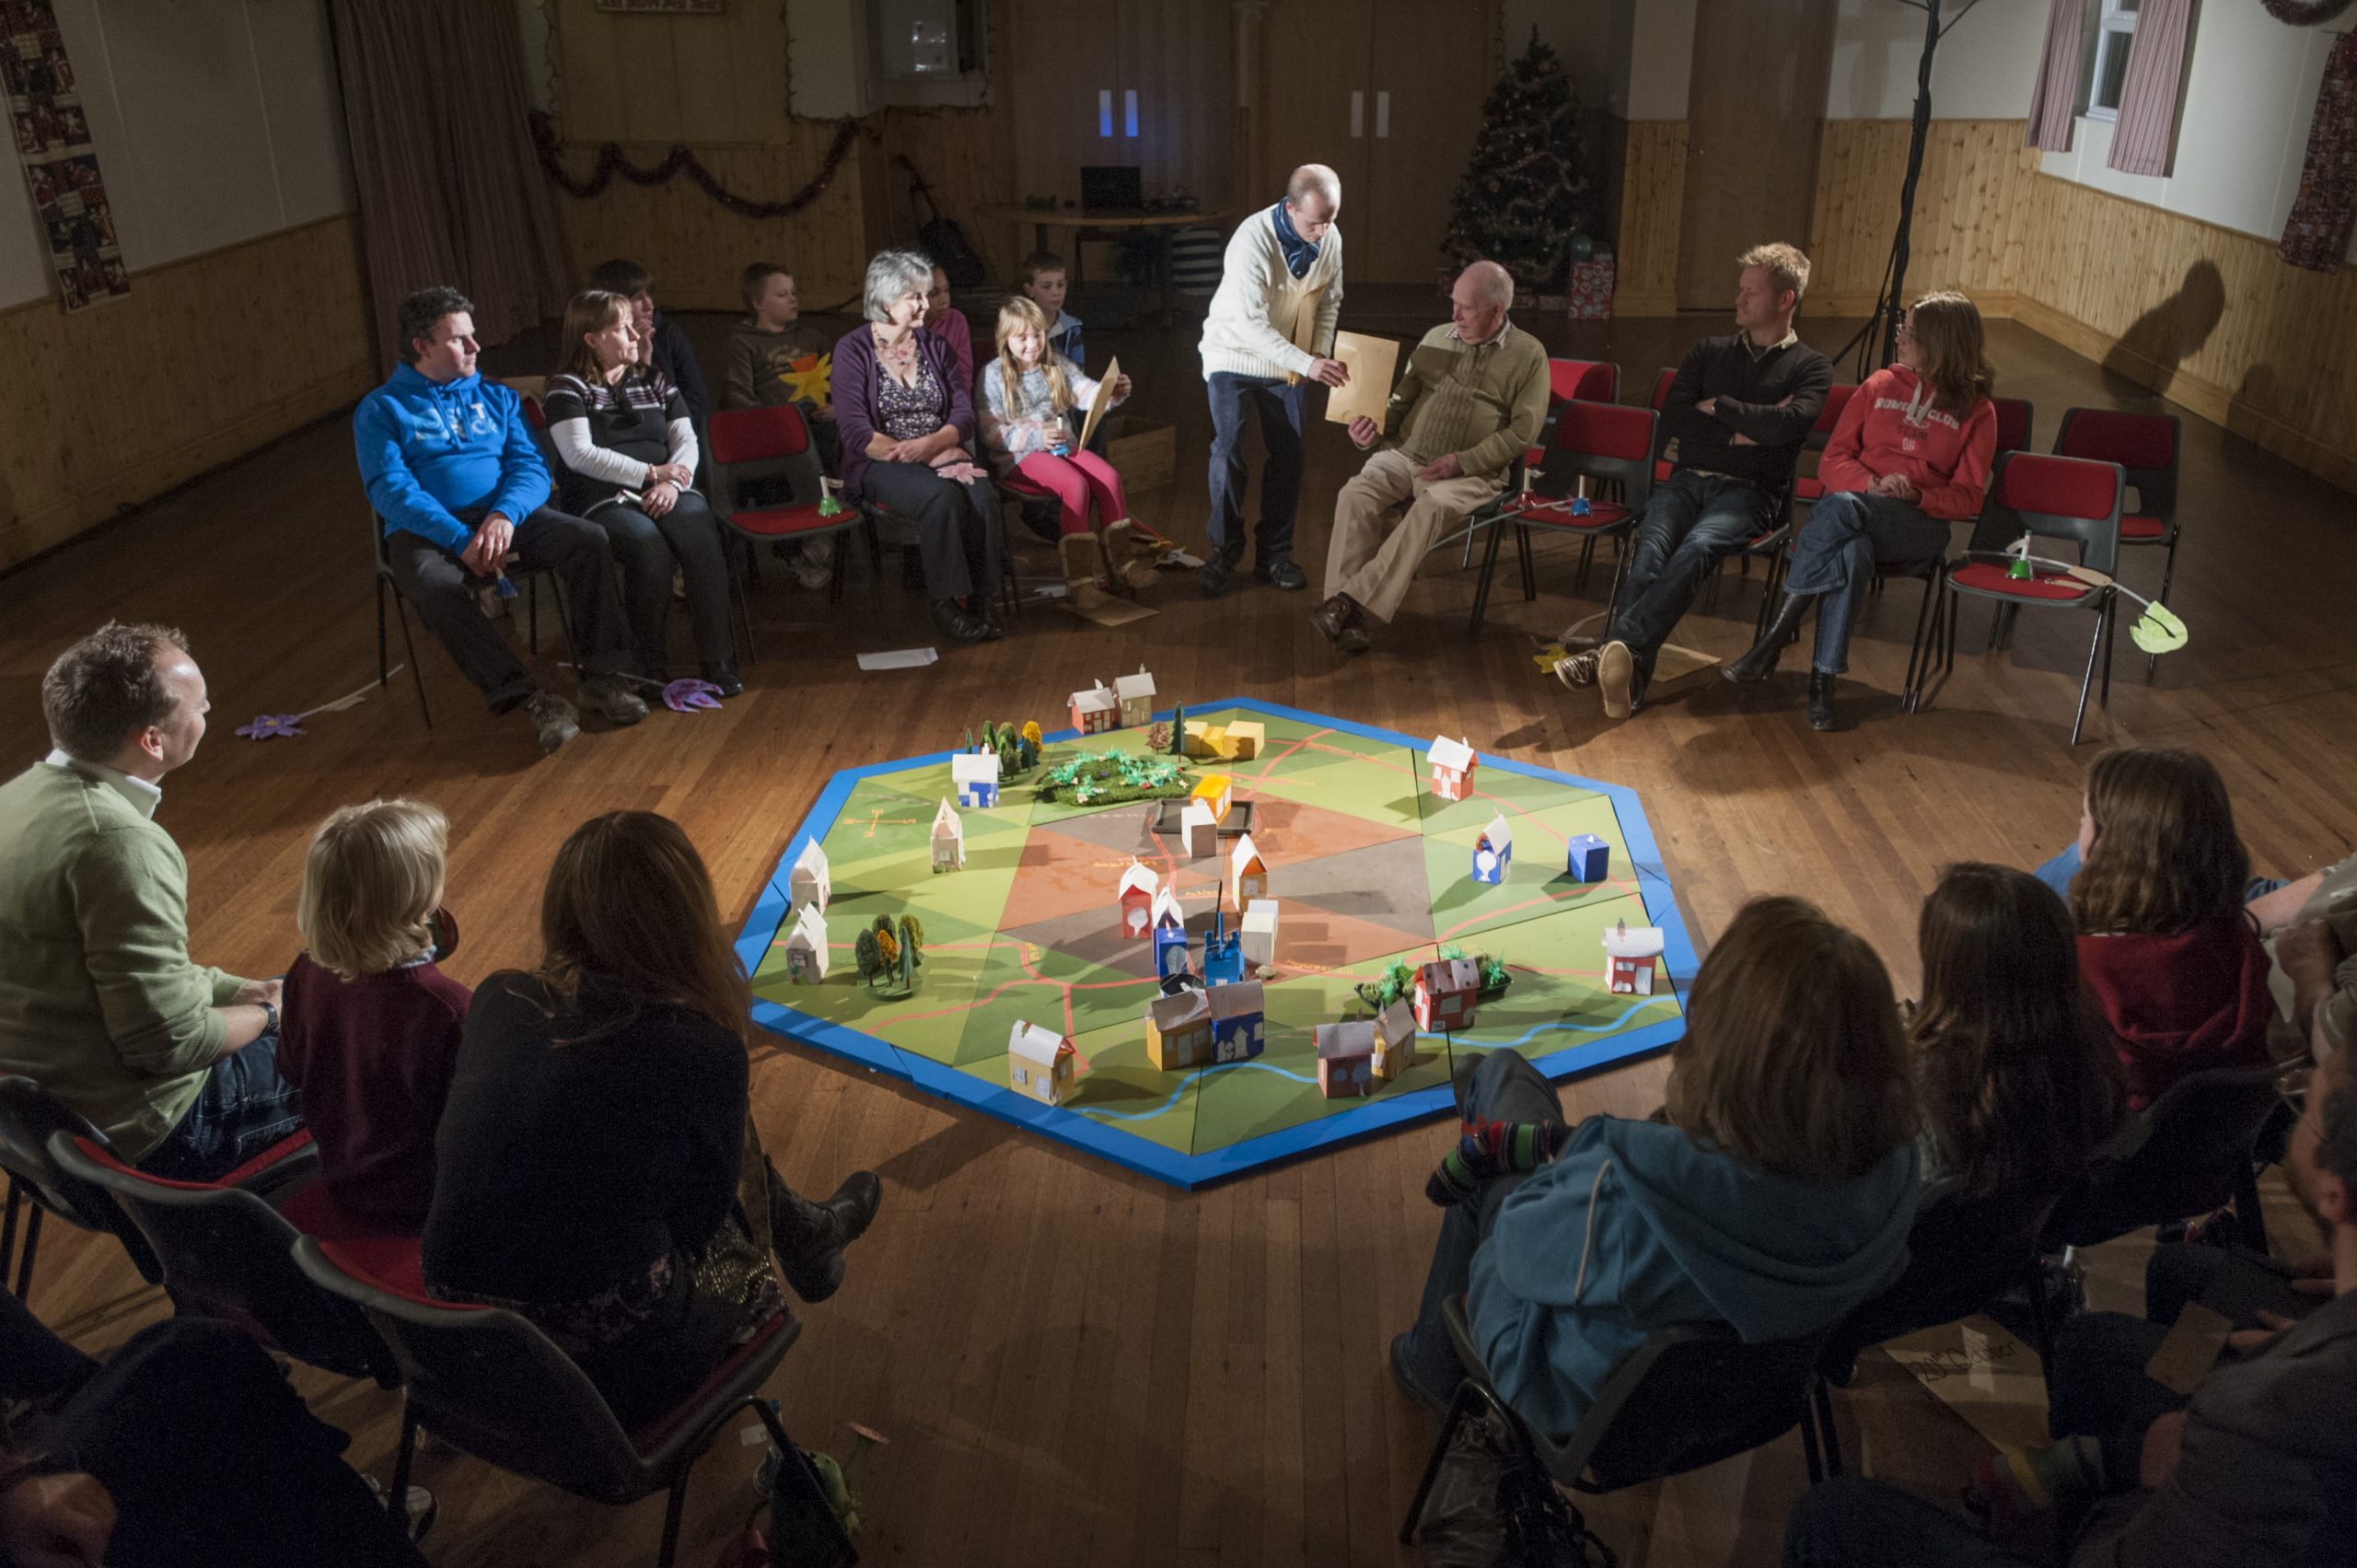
[1313,261,1548,653]
[1197,163,1349,597]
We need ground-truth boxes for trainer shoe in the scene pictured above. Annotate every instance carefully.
[579,674,649,726]
[1199,557,1236,598]
[1254,556,1308,591]
[366,1478,439,1544]
[522,691,579,755]
[1597,640,1636,720]
[1552,650,1598,689]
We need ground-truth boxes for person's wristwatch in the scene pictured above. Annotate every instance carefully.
[258,998,279,1039]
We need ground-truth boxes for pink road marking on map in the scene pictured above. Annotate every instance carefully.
[1434,877,1642,945]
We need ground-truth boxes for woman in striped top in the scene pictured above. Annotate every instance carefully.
[543,290,739,696]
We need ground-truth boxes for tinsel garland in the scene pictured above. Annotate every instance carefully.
[528,108,861,218]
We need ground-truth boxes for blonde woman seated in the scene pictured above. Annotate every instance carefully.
[278,799,470,1233]
[423,811,881,1423]
[977,296,1151,597]
[543,289,740,696]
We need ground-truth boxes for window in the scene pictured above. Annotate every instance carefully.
[2084,0,2138,122]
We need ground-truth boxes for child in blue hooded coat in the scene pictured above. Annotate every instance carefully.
[1395,897,1922,1441]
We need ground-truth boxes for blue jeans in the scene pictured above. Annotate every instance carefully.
[139,1030,304,1182]
[1782,490,1950,675]
[1608,470,1778,668]
[1399,1049,1568,1400]
[1205,371,1306,565]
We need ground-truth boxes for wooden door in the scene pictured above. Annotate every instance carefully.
[1358,0,1496,285]
[1253,0,1374,226]
[1116,0,1234,206]
[1008,0,1126,207]
[1673,0,1836,310]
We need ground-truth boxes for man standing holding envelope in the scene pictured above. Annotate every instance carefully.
[1198,163,1349,598]
[1314,260,1547,654]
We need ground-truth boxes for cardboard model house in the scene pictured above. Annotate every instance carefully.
[1207,980,1265,1062]
[1114,666,1156,728]
[952,749,1001,808]
[1429,735,1477,802]
[931,798,965,872]
[1565,832,1608,883]
[1603,919,1666,996]
[1144,989,1214,1071]
[789,840,830,912]
[784,904,829,983]
[1118,859,1160,939]
[1069,680,1118,735]
[1240,898,1279,966]
[1180,797,1219,858]
[1229,831,1268,907]
[1472,814,1513,886]
[1191,772,1234,823]
[1414,957,1481,1033]
[1006,1019,1076,1106]
[1371,998,1420,1082]
[1150,888,1190,980]
[1314,1019,1376,1098]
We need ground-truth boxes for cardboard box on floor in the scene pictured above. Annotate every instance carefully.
[1103,415,1176,493]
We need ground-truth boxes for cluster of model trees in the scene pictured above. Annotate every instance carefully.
[854,914,925,992]
[1353,946,1512,1013]
[964,721,1043,776]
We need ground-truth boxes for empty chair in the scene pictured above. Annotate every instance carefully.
[2053,406,2181,677]
[708,403,877,606]
[1467,401,1658,633]
[50,1129,401,1384]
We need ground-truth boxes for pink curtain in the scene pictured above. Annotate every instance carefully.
[2107,0,2196,176]
[2025,0,2084,153]
[328,0,569,366]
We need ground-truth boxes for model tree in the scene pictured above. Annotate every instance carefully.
[1168,704,1186,757]
[896,915,925,991]
[853,926,883,984]
[1020,721,1043,770]
[1443,28,1587,290]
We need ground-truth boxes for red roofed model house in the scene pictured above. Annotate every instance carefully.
[1413,958,1481,1033]
[1428,736,1477,802]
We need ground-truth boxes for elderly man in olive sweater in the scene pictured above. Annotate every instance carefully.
[1313,260,1548,654]
[0,624,301,1180]
[1557,242,1832,719]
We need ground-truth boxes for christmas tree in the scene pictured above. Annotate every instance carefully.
[1444,29,1587,290]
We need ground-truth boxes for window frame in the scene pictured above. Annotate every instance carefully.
[2083,0,2139,123]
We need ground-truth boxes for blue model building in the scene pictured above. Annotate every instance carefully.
[1566,832,1609,883]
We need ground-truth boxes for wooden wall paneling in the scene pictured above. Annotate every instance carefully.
[1614,120,1686,315]
[1254,0,1373,231]
[2012,170,2357,494]
[550,132,871,310]
[1121,0,1234,208]
[1806,119,2038,317]
[1675,0,1835,309]
[0,215,376,570]
[1007,0,1119,207]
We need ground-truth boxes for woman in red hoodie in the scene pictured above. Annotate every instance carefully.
[2069,748,2272,1109]
[1725,290,1998,730]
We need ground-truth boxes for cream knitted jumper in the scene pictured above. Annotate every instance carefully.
[1199,206,1346,382]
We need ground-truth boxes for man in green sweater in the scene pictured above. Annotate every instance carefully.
[1313,261,1548,653]
[0,623,299,1179]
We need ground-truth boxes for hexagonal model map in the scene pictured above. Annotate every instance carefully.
[735,700,1693,1187]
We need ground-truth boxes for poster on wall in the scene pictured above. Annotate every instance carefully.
[1,0,127,311]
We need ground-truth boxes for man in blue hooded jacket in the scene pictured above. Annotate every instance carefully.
[355,285,645,754]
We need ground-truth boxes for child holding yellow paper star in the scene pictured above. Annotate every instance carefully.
[725,262,841,587]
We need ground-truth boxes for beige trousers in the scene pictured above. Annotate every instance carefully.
[1322,448,1504,623]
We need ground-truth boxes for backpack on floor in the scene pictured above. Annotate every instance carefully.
[1414,1403,1612,1568]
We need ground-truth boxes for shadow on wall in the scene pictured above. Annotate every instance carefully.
[2100,260,2224,403]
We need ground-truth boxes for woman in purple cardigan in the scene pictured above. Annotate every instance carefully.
[832,249,1004,645]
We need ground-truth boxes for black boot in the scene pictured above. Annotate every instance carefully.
[1725,593,1813,685]
[1806,671,1839,731]
[768,1167,883,1304]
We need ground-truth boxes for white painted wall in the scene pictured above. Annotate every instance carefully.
[1627,0,1697,118]
[0,0,354,309]
[1827,0,2047,120]
[2038,7,2353,259]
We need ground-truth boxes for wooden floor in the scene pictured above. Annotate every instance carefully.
[4,294,2351,1568]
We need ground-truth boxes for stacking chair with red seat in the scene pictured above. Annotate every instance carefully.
[1467,402,1658,633]
[708,403,877,610]
[2053,407,2180,675]
[1930,450,2126,743]
[294,1236,846,1568]
[1992,396,2035,458]
[50,1131,404,1385]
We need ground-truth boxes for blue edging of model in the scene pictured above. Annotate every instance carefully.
[733,697,1695,1189]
